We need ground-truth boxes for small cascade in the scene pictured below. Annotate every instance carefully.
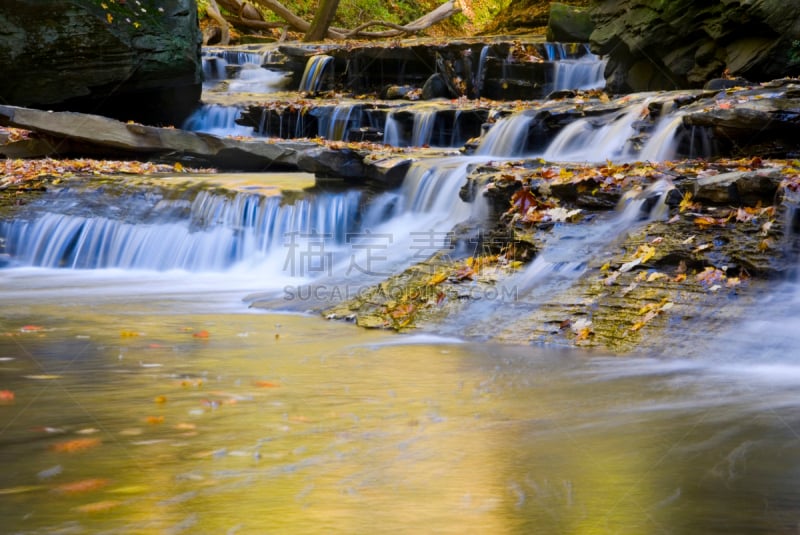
[514,178,675,294]
[476,113,536,157]
[182,104,254,137]
[202,55,228,82]
[475,45,491,98]
[318,104,359,141]
[227,64,290,93]
[0,190,364,272]
[638,111,687,162]
[204,49,267,67]
[542,104,645,162]
[411,110,437,147]
[383,112,403,146]
[549,46,606,92]
[299,55,334,92]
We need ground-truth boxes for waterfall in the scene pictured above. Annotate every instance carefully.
[514,178,675,294]
[476,113,536,157]
[318,104,358,141]
[475,45,491,98]
[542,103,646,162]
[411,110,437,147]
[0,190,364,272]
[550,56,606,92]
[383,112,403,146]
[299,55,334,92]
[182,104,254,137]
[227,64,290,93]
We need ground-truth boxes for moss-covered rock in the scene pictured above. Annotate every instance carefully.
[0,0,202,126]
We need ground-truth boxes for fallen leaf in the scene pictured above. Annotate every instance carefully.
[74,500,122,513]
[54,478,110,494]
[254,381,280,388]
[50,438,102,453]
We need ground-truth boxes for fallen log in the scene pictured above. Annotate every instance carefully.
[242,0,458,40]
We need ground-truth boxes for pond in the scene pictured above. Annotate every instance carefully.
[2,269,800,533]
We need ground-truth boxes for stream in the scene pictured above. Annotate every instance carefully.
[2,43,800,533]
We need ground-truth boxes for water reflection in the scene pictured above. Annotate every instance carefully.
[1,308,800,533]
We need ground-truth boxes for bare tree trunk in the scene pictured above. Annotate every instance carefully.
[205,0,230,45]
[304,0,341,42]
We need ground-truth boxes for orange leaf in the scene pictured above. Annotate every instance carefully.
[54,478,110,494]
[50,438,101,453]
[254,381,280,388]
[74,500,122,513]
[192,330,210,339]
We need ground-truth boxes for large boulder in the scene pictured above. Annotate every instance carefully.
[590,0,800,93]
[547,3,594,43]
[0,0,202,126]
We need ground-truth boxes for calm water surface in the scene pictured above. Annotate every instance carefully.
[2,288,800,534]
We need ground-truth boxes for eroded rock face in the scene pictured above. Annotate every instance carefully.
[0,0,202,126]
[590,0,800,93]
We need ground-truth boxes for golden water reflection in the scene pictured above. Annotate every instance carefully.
[1,308,799,533]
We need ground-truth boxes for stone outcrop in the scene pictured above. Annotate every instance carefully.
[0,0,202,126]
[547,3,594,43]
[590,0,800,93]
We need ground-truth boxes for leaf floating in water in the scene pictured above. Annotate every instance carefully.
[50,438,102,453]
[154,395,167,404]
[145,415,164,425]
[254,381,280,388]
[174,422,196,431]
[192,330,210,339]
[0,390,14,403]
[120,330,140,338]
[54,478,110,494]
[74,500,122,513]
[20,325,44,333]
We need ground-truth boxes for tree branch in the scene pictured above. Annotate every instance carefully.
[205,0,230,45]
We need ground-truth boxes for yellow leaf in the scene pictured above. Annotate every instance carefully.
[173,162,184,172]
[106,13,113,23]
[678,191,693,212]
[426,271,448,286]
[647,272,667,282]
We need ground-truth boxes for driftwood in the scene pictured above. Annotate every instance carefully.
[340,2,462,39]
[211,0,460,41]
[205,0,231,45]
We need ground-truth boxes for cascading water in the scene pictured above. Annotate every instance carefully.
[0,189,363,273]
[476,113,536,157]
[383,112,403,146]
[182,104,254,136]
[318,104,358,141]
[411,110,437,147]
[513,178,675,295]
[545,43,606,93]
[299,55,334,92]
